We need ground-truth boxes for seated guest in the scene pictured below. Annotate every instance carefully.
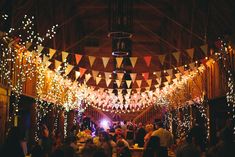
[126,125,134,147]
[116,140,131,157]
[135,123,146,147]
[143,136,162,157]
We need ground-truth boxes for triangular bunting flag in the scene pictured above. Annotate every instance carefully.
[49,48,56,59]
[158,54,166,65]
[62,51,69,62]
[43,55,50,63]
[142,72,149,80]
[130,57,138,68]
[155,71,161,78]
[75,54,82,65]
[117,73,124,81]
[102,57,110,68]
[116,80,121,88]
[166,76,172,83]
[136,80,142,88]
[186,48,194,59]
[156,78,162,84]
[144,56,152,67]
[116,57,123,68]
[105,79,112,87]
[88,56,96,67]
[126,80,132,88]
[75,71,80,79]
[155,84,160,89]
[166,69,173,76]
[172,51,181,63]
[145,87,150,91]
[45,61,51,68]
[175,73,181,79]
[37,45,44,54]
[108,89,113,94]
[95,77,101,85]
[173,78,178,83]
[200,44,208,56]
[55,60,62,70]
[130,73,137,83]
[147,79,152,87]
[92,70,99,80]
[26,42,32,49]
[65,64,74,76]
[189,63,195,70]
[79,67,87,78]
[178,66,185,74]
[164,82,169,86]
[136,88,141,93]
[126,89,132,94]
[104,72,112,79]
[85,74,91,83]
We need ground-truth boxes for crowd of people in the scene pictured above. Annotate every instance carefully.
[0,119,234,157]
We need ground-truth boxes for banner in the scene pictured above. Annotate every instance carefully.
[144,56,151,67]
[43,55,50,63]
[117,73,124,81]
[75,54,82,64]
[142,72,149,80]
[37,45,44,54]
[158,54,166,65]
[155,71,161,78]
[95,76,101,85]
[92,70,99,80]
[146,79,152,87]
[75,71,80,79]
[104,72,112,80]
[130,73,137,82]
[178,66,185,74]
[172,51,181,63]
[25,42,32,49]
[49,48,56,59]
[102,57,110,68]
[186,48,194,59]
[126,80,132,88]
[166,69,173,76]
[189,63,195,70]
[136,80,142,88]
[65,64,74,76]
[79,67,87,78]
[88,56,96,67]
[116,57,123,68]
[62,51,69,62]
[116,80,121,88]
[105,79,112,87]
[200,44,208,56]
[156,78,162,84]
[175,73,181,79]
[85,74,91,83]
[130,57,138,68]
[55,60,62,70]
[166,75,172,83]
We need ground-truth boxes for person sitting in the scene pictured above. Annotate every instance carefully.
[143,136,162,157]
[116,140,131,157]
[135,123,146,147]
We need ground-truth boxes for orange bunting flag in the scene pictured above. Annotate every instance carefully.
[126,89,132,94]
[130,57,138,68]
[156,78,162,84]
[43,55,50,63]
[178,66,185,74]
[164,82,169,86]
[173,78,178,83]
[85,74,91,83]
[146,79,152,87]
[136,80,142,88]
[79,67,87,78]
[144,56,152,67]
[65,64,74,76]
[117,73,124,81]
[200,44,208,56]
[55,60,62,70]
[45,61,51,68]
[104,72,112,79]
[116,80,121,88]
[88,56,96,67]
[166,69,173,76]
[49,48,56,59]
[92,70,99,80]
[75,71,80,79]
[145,87,150,91]
[166,76,172,83]
[102,57,110,68]
[62,51,69,62]
[95,76,101,85]
[175,73,181,79]
[172,51,181,63]
[186,48,194,59]
[37,45,44,54]
[130,73,137,83]
[105,79,112,87]
[142,72,149,80]
[136,88,141,93]
[116,57,123,68]
[108,89,114,94]
[75,54,82,65]
[158,54,166,65]
[26,42,32,49]
[155,71,161,78]
[126,80,132,88]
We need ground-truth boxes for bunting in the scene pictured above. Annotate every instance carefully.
[200,44,208,56]
[130,73,137,82]
[75,71,80,79]
[166,69,173,76]
[45,61,51,68]
[65,64,74,76]
[172,51,181,63]
[155,71,161,78]
[146,79,152,87]
[79,67,87,78]
[189,63,195,70]
[164,82,169,86]
[102,57,110,68]
[166,76,172,83]
[85,74,92,83]
[144,56,152,67]
[156,78,162,84]
[49,48,56,59]
[95,77,102,85]
[88,56,96,67]
[130,57,138,68]
[43,55,50,63]
[54,60,62,70]
[126,89,132,94]
[26,42,32,49]
[104,72,112,80]
[37,45,44,54]
[158,54,166,65]
[105,79,112,87]
[136,88,141,93]
[136,80,142,88]
[116,57,123,68]
[186,48,194,59]
[62,51,69,62]
[117,73,124,81]
[92,70,99,80]
[126,80,132,88]
[116,80,121,88]
[142,72,149,80]
[75,54,82,65]
[175,73,181,79]
[178,66,185,74]
[145,87,150,91]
